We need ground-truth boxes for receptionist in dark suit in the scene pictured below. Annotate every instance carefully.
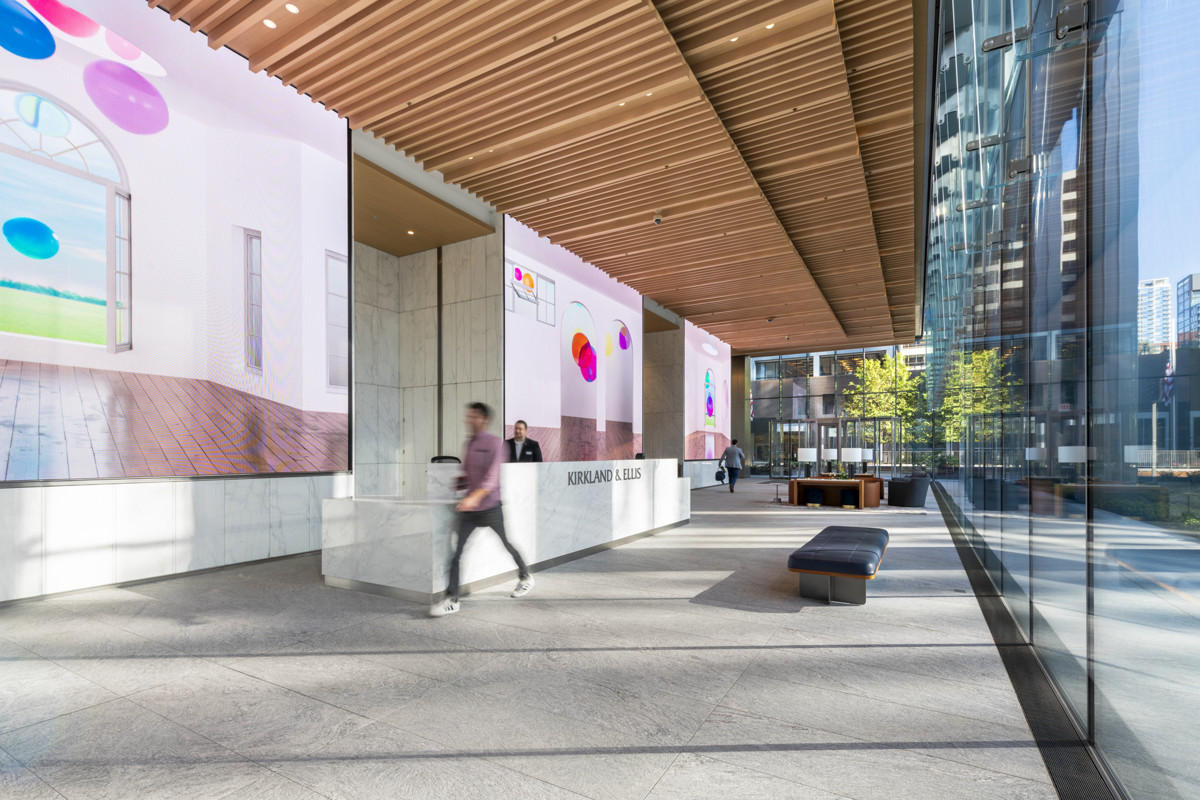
[506,419,543,462]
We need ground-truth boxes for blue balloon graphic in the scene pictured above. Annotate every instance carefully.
[0,0,56,60]
[3,217,60,259]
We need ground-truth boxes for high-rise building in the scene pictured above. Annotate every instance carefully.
[1138,277,1173,352]
[1178,273,1200,347]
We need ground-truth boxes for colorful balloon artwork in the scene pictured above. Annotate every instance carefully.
[571,331,597,382]
[83,59,169,134]
[28,0,97,37]
[3,217,60,259]
[104,28,140,61]
[563,302,597,383]
[604,323,632,357]
[15,92,71,137]
[0,0,56,59]
[704,369,716,425]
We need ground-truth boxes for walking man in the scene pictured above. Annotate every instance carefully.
[431,402,534,617]
[719,438,747,493]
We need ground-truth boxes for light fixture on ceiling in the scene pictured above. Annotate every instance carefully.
[766,23,775,29]
[767,317,774,323]
[407,230,415,235]
[730,36,738,42]
[653,210,663,225]
[285,3,299,12]
[619,102,625,106]
[263,18,277,28]
[645,92,652,97]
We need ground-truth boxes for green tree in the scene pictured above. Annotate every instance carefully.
[935,349,1016,444]
[842,352,925,437]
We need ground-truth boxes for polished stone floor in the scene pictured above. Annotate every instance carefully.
[0,480,1057,799]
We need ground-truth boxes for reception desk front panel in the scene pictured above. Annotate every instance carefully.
[322,458,689,602]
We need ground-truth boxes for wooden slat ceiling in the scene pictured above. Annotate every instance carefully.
[152,0,916,355]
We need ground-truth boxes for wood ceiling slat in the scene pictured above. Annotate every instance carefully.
[153,0,917,354]
[346,1,642,129]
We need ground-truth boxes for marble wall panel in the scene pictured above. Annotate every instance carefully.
[224,479,271,564]
[114,483,175,583]
[44,484,116,595]
[0,487,44,602]
[174,480,225,573]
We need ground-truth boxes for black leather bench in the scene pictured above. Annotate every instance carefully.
[787,525,889,605]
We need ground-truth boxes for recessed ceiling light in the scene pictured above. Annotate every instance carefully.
[645,92,652,97]
[263,18,276,28]
[730,36,738,42]
[766,23,775,29]
[407,230,415,235]
[619,101,625,106]
[285,3,299,12]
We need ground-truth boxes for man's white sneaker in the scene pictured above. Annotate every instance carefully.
[430,598,460,617]
[511,578,534,598]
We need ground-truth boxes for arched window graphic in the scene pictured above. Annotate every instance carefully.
[605,319,634,457]
[0,82,131,352]
[560,301,597,460]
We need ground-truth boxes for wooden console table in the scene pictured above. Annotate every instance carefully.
[788,478,880,509]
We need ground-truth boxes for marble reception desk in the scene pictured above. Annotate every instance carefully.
[322,458,690,602]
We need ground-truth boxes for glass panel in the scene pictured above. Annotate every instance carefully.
[327,295,348,328]
[327,257,348,297]
[328,356,348,388]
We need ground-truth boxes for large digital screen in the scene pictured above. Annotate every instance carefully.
[684,320,731,459]
[0,0,349,481]
[504,217,642,461]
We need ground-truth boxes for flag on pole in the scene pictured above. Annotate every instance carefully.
[1162,360,1174,407]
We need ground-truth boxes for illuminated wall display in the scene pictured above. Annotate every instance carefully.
[0,0,349,481]
[684,320,731,459]
[504,217,642,461]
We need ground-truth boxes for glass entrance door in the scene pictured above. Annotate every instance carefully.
[770,421,799,478]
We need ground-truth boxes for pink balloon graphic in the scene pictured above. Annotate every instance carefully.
[105,28,140,60]
[28,0,98,38]
[576,341,597,382]
[83,59,168,134]
[513,267,522,281]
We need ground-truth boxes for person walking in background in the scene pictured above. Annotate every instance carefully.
[431,402,533,617]
[506,419,543,462]
[719,439,746,493]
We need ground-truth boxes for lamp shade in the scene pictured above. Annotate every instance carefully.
[862,449,874,461]
[841,448,863,461]
[822,448,838,461]
[1057,445,1090,463]
[796,448,818,462]
[1024,447,1046,461]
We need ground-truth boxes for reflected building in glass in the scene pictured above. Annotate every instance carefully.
[922,0,1200,797]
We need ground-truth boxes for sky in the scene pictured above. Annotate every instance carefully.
[0,150,106,299]
[1136,0,1200,291]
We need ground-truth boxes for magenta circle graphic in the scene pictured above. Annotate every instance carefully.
[706,396,714,417]
[617,324,630,350]
[105,28,140,60]
[513,266,522,281]
[577,341,597,382]
[28,0,98,37]
[83,59,168,135]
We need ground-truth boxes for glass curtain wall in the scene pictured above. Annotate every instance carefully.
[924,0,1200,797]
[749,346,930,477]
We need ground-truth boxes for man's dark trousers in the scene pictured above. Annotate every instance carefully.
[446,504,530,600]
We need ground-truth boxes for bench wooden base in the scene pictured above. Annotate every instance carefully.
[789,568,872,605]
